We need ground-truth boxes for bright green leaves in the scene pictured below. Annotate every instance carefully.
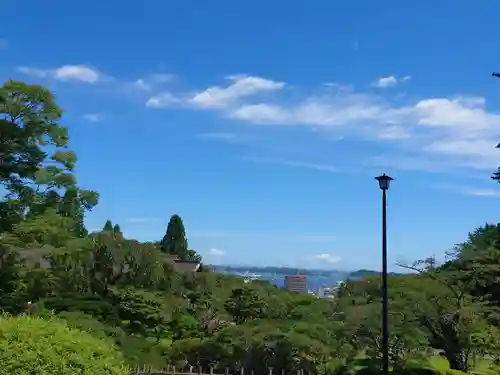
[0,79,61,112]
[34,166,76,187]
[9,208,80,248]
[78,189,99,210]
[0,80,65,187]
[51,150,77,170]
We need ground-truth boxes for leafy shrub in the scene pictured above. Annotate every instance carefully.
[397,368,445,375]
[471,370,500,375]
[426,357,450,372]
[445,370,467,375]
[0,315,129,375]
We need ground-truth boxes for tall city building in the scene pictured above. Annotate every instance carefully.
[284,275,308,294]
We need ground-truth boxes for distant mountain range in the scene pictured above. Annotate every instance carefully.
[210,265,403,280]
[348,269,405,279]
[211,265,348,277]
[210,265,406,290]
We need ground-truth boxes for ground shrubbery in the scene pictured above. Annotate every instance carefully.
[0,315,129,375]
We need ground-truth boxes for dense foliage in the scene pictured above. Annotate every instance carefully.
[1,80,500,374]
[0,315,128,375]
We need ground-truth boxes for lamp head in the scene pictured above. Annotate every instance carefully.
[375,173,394,190]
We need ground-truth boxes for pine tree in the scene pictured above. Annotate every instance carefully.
[113,224,121,234]
[161,214,188,260]
[102,220,113,232]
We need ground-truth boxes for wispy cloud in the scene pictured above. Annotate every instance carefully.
[314,253,342,263]
[208,248,225,256]
[435,184,500,197]
[373,75,412,88]
[464,188,500,197]
[130,73,175,92]
[242,156,342,173]
[18,65,104,83]
[138,74,500,173]
[189,75,285,109]
[28,65,500,175]
[146,92,180,108]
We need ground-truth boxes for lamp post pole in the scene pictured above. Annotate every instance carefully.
[375,173,394,375]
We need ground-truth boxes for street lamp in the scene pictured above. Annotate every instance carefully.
[375,173,393,375]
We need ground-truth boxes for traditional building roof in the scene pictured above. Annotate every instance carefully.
[172,259,201,274]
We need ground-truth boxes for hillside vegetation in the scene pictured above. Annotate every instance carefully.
[2,80,500,374]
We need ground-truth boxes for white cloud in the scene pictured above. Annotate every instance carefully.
[208,248,225,256]
[146,92,179,108]
[373,75,412,88]
[131,73,175,92]
[83,113,102,123]
[133,79,152,91]
[374,76,398,88]
[189,75,285,109]
[230,103,289,123]
[377,125,411,140]
[18,65,101,83]
[17,67,49,78]
[26,66,498,174]
[323,82,354,92]
[222,90,500,171]
[464,188,500,197]
[54,65,100,83]
[314,253,341,264]
[436,184,500,197]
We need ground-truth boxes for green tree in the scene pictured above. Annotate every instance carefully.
[112,288,169,340]
[103,220,114,232]
[336,277,429,369]
[224,287,265,324]
[113,224,121,234]
[161,214,189,259]
[446,224,500,311]
[0,80,98,235]
[400,260,492,371]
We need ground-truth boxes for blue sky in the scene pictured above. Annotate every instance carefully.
[2,0,500,271]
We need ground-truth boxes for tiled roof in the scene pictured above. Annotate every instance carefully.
[173,260,201,274]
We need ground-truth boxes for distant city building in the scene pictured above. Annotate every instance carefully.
[284,275,308,294]
[314,286,337,299]
[317,287,325,298]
